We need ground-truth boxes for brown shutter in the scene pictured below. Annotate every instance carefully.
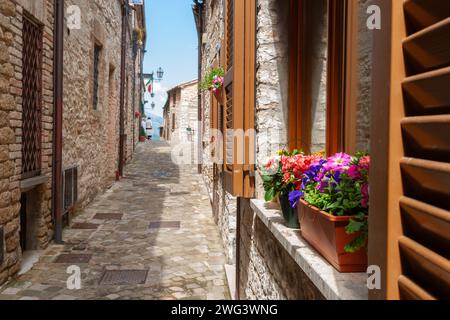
[222,0,255,197]
[370,0,450,300]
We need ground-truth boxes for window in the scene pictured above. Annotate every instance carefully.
[93,43,102,110]
[63,166,78,213]
[22,14,43,179]
[288,0,353,155]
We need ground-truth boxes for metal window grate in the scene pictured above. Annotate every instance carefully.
[63,166,78,212]
[93,44,101,110]
[22,15,43,179]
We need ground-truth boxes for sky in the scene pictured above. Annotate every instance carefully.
[142,0,198,119]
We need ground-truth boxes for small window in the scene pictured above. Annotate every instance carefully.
[63,166,78,213]
[93,44,102,110]
[172,113,176,131]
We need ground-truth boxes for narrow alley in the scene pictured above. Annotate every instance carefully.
[0,142,229,300]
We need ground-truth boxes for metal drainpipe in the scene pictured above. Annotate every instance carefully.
[118,0,128,178]
[52,0,64,244]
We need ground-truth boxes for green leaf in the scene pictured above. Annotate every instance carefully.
[344,232,368,253]
[265,188,276,202]
[346,219,365,234]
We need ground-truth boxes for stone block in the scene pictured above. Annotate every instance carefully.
[0,206,13,224]
[0,128,15,144]
[0,2,15,17]
[0,191,11,208]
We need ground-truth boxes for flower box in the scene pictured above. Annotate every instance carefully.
[298,199,368,273]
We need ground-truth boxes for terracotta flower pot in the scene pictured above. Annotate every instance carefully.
[278,194,300,229]
[139,136,146,142]
[297,199,367,273]
[212,88,224,105]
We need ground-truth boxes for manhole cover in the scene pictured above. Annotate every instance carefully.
[170,192,190,196]
[149,221,181,229]
[99,270,148,285]
[54,254,92,264]
[71,223,99,230]
[93,213,123,220]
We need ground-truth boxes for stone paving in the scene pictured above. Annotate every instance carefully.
[0,141,230,300]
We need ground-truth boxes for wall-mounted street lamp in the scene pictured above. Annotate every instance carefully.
[151,102,155,109]
[144,67,164,98]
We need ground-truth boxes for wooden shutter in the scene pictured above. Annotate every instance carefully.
[223,0,255,198]
[370,0,450,300]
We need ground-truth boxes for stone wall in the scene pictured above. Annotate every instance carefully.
[199,0,238,265]
[355,0,374,151]
[238,199,325,300]
[254,0,290,198]
[167,80,198,145]
[304,0,328,153]
[63,0,140,210]
[0,0,54,285]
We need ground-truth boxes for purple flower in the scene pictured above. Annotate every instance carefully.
[303,159,326,188]
[289,190,304,209]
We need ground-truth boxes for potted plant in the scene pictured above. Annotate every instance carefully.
[261,150,322,229]
[289,152,369,273]
[135,111,141,118]
[201,67,225,105]
[139,126,147,142]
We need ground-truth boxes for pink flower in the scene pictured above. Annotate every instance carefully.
[361,183,369,208]
[325,152,352,172]
[359,156,370,170]
[348,165,361,180]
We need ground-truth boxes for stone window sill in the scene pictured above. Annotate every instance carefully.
[20,175,49,192]
[250,199,368,300]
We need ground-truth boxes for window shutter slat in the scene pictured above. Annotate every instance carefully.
[375,0,450,299]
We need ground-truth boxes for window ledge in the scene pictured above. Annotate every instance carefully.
[250,199,368,300]
[20,175,49,192]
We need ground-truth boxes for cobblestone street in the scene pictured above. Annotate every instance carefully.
[0,142,230,300]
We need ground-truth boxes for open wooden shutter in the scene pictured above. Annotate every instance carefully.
[223,0,255,198]
[370,0,450,300]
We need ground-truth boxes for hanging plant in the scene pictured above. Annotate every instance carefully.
[200,67,225,92]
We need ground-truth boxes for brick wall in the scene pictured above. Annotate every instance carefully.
[0,0,54,285]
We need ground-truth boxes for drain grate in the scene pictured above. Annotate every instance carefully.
[99,270,148,285]
[169,192,190,196]
[93,213,123,220]
[54,254,92,264]
[71,223,99,230]
[149,221,181,229]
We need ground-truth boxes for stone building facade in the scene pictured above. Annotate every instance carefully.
[0,0,146,286]
[196,0,374,299]
[162,80,198,147]
[63,0,145,210]
[0,0,55,286]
